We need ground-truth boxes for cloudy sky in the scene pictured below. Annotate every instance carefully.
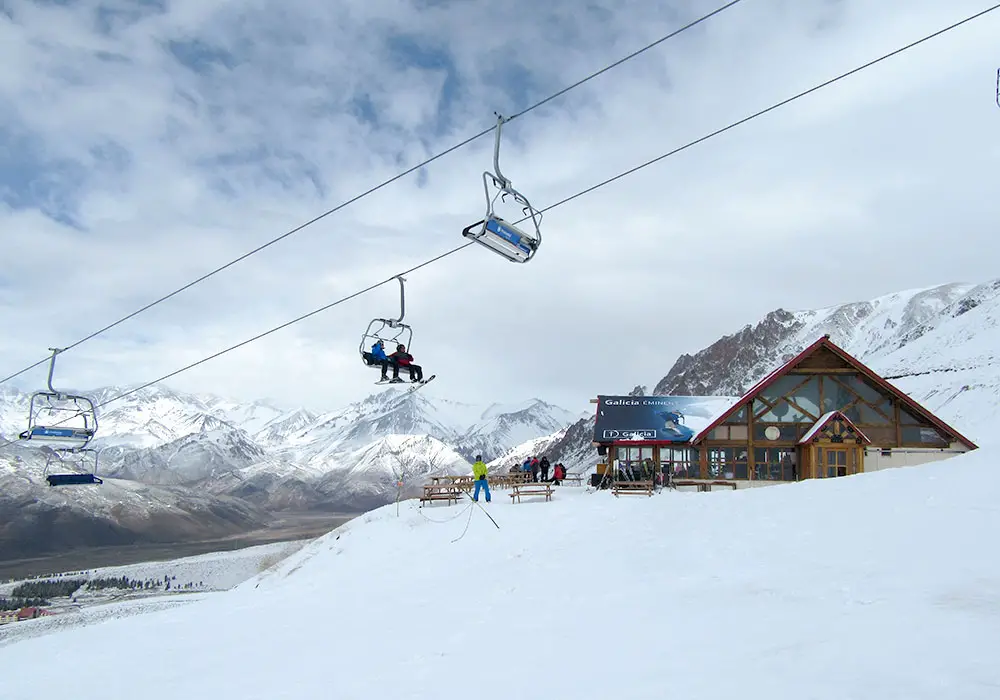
[1,0,998,415]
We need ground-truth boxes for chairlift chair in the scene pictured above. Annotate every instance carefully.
[462,113,543,263]
[41,446,103,486]
[359,276,414,372]
[18,348,98,452]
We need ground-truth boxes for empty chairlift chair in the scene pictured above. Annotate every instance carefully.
[17,348,102,486]
[462,113,543,264]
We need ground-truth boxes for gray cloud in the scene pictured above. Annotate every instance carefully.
[1,0,998,415]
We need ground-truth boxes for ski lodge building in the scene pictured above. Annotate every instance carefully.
[591,335,977,489]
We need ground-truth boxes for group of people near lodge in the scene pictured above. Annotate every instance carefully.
[513,455,567,484]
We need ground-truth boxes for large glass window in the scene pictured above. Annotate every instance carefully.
[708,447,748,480]
[616,446,655,480]
[901,426,950,447]
[724,406,748,424]
[659,447,700,478]
[753,448,797,481]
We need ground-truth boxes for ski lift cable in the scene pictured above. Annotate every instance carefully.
[0,0,747,389]
[1,1,996,450]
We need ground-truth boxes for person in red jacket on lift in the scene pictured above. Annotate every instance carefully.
[388,343,424,383]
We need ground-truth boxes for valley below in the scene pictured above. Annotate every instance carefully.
[0,511,355,581]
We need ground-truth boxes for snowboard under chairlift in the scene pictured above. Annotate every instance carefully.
[375,375,437,394]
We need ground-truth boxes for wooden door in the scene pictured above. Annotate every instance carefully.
[813,444,862,478]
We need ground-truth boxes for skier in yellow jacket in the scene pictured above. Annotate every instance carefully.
[472,455,491,502]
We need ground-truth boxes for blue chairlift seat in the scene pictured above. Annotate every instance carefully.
[47,473,103,487]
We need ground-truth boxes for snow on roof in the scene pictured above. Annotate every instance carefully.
[799,411,840,444]
[798,411,871,445]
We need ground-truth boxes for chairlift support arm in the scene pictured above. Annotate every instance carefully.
[394,275,405,325]
[492,112,512,191]
[45,348,64,397]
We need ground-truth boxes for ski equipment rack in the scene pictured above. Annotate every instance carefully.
[462,113,543,263]
[360,276,413,369]
[19,348,98,452]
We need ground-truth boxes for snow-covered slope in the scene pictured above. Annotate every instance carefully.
[867,280,1000,443]
[654,281,980,398]
[3,447,997,699]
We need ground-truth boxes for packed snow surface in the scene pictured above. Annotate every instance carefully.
[3,449,999,699]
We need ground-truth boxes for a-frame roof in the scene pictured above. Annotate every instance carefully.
[691,335,978,449]
[798,410,871,445]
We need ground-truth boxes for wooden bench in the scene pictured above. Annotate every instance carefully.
[561,473,584,486]
[509,483,553,504]
[419,484,462,506]
[612,480,654,496]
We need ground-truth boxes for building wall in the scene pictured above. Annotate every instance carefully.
[862,444,971,472]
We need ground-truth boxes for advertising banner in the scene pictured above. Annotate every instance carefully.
[592,395,735,443]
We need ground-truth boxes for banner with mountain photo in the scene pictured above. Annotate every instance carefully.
[592,395,737,443]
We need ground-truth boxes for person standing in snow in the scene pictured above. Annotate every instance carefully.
[540,456,550,482]
[472,455,490,502]
[530,457,539,483]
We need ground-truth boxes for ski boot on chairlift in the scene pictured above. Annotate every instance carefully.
[462,113,543,263]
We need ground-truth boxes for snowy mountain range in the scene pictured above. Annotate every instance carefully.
[0,384,581,558]
[543,278,1000,470]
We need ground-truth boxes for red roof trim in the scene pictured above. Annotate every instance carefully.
[798,410,872,444]
[692,335,978,449]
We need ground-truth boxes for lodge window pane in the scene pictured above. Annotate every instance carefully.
[711,427,729,440]
[757,399,813,423]
[842,375,884,404]
[728,424,748,440]
[842,404,862,424]
[900,409,923,425]
[789,376,820,416]
[753,447,796,481]
[709,448,748,479]
[659,447,699,478]
[822,380,855,413]
[863,426,895,445]
[858,403,890,425]
[724,406,747,423]
[759,375,809,402]
[901,426,949,447]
